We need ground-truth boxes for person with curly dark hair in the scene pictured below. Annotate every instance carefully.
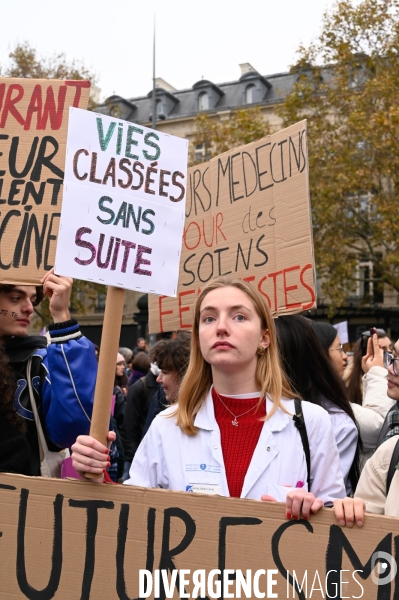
[141,332,192,439]
[0,269,97,476]
[154,333,191,401]
[0,348,31,475]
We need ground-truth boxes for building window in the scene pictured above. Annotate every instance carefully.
[358,260,372,299]
[356,257,384,303]
[245,84,255,104]
[110,104,120,118]
[156,99,163,116]
[198,92,209,111]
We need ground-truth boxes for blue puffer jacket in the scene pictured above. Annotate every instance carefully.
[4,319,97,475]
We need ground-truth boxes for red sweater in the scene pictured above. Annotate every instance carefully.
[212,387,266,498]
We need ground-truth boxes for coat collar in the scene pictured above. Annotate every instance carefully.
[194,387,293,432]
[194,388,216,431]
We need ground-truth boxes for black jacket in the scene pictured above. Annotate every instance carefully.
[120,370,158,462]
[3,323,96,476]
[0,414,32,476]
[142,387,168,439]
[3,336,58,475]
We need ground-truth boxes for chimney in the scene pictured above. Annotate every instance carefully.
[239,63,257,76]
[155,78,177,93]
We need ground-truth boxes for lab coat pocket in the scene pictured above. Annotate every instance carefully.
[267,483,308,503]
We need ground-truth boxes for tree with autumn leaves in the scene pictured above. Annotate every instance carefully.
[190,107,271,163]
[193,0,399,311]
[4,2,399,317]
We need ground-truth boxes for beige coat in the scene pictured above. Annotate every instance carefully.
[355,435,399,517]
[352,366,395,466]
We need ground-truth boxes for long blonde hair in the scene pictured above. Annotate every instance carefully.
[175,276,294,434]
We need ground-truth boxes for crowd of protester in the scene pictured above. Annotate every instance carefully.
[2,273,399,528]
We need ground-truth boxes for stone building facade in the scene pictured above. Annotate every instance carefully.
[74,63,399,345]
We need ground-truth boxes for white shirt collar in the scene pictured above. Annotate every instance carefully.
[194,387,292,433]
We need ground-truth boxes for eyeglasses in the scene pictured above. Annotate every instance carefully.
[383,351,399,376]
[330,344,345,354]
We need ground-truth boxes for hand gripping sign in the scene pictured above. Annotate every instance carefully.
[55,108,188,457]
[0,472,398,600]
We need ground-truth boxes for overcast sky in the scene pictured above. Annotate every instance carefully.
[2,0,339,102]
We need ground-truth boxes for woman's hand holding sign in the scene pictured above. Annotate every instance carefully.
[333,497,365,528]
[261,489,323,521]
[72,431,116,482]
[262,491,365,527]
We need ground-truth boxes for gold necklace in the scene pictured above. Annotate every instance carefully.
[214,389,260,427]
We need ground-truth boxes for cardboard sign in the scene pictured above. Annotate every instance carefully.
[0,473,397,599]
[55,108,188,296]
[148,120,316,333]
[0,78,90,285]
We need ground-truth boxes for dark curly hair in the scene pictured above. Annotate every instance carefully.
[0,285,44,306]
[155,333,191,380]
[0,349,25,432]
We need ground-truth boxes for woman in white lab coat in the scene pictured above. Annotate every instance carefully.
[275,314,360,495]
[72,277,346,519]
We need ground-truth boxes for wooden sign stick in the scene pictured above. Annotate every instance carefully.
[85,285,125,479]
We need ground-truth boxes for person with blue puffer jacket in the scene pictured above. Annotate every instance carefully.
[0,268,97,476]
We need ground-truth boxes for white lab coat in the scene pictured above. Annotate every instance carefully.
[321,398,358,495]
[352,366,395,467]
[126,390,345,504]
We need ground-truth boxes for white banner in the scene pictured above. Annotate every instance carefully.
[55,107,188,296]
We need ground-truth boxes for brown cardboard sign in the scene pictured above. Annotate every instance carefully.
[148,120,315,333]
[0,472,397,599]
[0,78,90,285]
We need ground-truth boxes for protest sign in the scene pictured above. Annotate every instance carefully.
[54,109,188,458]
[148,120,315,333]
[0,78,90,284]
[0,472,397,599]
[333,321,349,345]
[55,107,188,297]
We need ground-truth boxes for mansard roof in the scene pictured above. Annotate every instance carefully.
[95,70,298,124]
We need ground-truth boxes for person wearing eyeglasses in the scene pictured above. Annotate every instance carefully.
[313,322,396,467]
[334,336,399,523]
[344,330,395,467]
[375,343,399,447]
[311,322,348,377]
[383,348,399,432]
[345,329,392,407]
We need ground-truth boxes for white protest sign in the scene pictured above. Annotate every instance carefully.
[333,321,349,344]
[55,107,188,296]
